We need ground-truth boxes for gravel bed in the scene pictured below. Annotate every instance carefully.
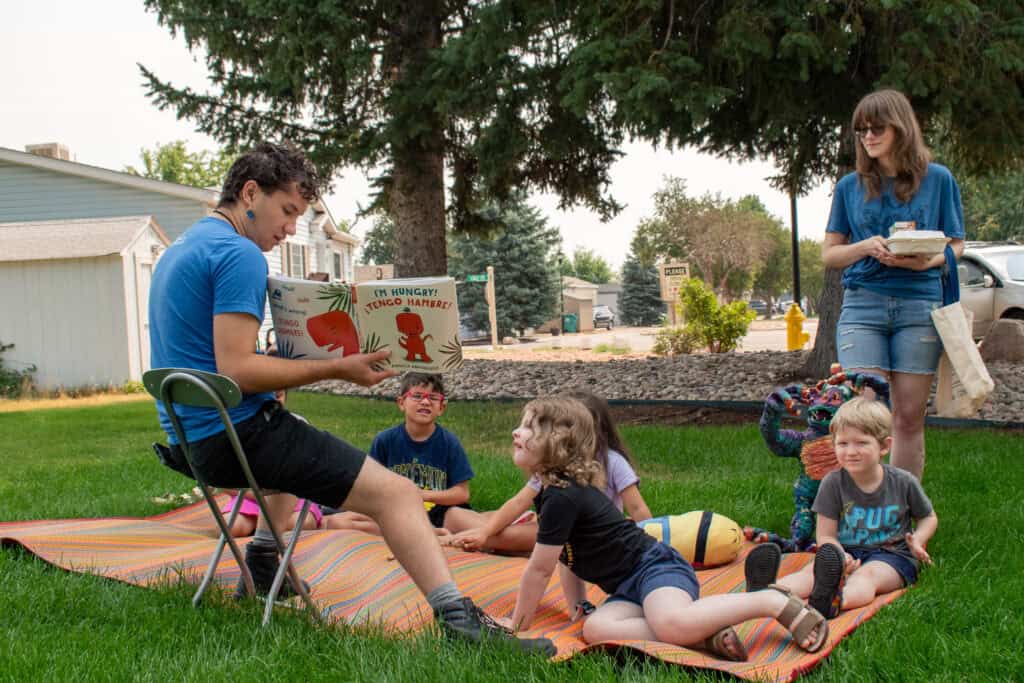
[305,351,1024,425]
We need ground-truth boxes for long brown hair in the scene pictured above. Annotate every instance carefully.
[852,89,931,203]
[521,397,603,490]
[563,390,634,476]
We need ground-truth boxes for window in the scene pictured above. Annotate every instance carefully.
[288,243,306,278]
[333,252,342,280]
[962,260,988,288]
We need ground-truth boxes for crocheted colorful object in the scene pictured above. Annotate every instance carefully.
[746,364,890,553]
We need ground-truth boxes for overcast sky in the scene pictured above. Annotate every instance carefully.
[2,0,835,270]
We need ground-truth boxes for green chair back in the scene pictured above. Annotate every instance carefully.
[142,368,243,409]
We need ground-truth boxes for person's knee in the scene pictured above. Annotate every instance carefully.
[582,614,612,643]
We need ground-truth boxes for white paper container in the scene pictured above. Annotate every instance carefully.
[886,230,950,256]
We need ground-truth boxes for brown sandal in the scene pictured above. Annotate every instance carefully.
[701,625,749,661]
[768,584,829,653]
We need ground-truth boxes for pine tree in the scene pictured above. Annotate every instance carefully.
[448,200,560,338]
[619,254,663,327]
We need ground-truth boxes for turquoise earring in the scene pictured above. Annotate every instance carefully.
[246,210,255,221]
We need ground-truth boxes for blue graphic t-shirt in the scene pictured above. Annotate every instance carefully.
[826,163,965,300]
[813,464,933,565]
[149,216,274,444]
[369,424,474,492]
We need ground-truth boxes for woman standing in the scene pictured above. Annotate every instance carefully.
[823,89,965,480]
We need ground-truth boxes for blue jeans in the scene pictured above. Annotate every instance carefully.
[837,288,943,375]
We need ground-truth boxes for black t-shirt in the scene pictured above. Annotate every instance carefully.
[536,479,656,594]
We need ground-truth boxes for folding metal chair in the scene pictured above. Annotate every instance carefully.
[143,368,320,626]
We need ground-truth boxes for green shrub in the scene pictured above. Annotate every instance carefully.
[122,380,147,394]
[0,341,36,398]
[678,279,756,353]
[651,326,700,356]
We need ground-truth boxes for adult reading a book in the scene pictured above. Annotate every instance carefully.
[148,142,553,656]
[822,90,965,480]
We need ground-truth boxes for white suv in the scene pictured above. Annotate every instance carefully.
[959,241,1024,338]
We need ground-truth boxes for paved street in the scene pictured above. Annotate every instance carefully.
[512,318,819,353]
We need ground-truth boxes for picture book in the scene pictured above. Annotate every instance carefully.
[267,274,463,373]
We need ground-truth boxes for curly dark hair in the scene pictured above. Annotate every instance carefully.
[218,142,321,205]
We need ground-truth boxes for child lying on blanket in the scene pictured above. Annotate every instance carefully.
[744,397,937,619]
[448,390,652,554]
[498,396,830,661]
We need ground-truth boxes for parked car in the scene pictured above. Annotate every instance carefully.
[592,304,615,329]
[959,241,1024,338]
[747,299,770,317]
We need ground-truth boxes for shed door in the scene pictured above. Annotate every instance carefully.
[136,262,153,372]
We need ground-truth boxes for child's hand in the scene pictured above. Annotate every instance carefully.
[570,600,596,623]
[843,552,862,575]
[906,532,933,565]
[449,528,489,551]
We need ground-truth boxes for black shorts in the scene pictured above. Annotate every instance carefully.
[171,401,365,510]
[427,502,472,528]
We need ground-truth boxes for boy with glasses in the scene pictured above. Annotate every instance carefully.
[329,372,536,553]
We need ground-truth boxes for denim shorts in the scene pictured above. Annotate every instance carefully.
[847,546,918,586]
[171,400,366,510]
[837,288,943,375]
[606,542,700,605]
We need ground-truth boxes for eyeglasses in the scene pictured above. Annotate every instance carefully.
[403,391,445,404]
[854,124,889,139]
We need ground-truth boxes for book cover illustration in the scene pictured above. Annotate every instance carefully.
[267,274,463,373]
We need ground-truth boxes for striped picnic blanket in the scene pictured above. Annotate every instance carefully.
[0,498,903,682]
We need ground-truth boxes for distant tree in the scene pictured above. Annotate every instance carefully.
[753,222,793,318]
[633,178,774,299]
[359,214,396,266]
[798,238,825,318]
[448,199,560,338]
[618,248,663,327]
[564,248,614,284]
[124,140,234,189]
[958,169,1024,242]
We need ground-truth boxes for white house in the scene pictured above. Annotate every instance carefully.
[0,143,359,389]
[0,216,169,389]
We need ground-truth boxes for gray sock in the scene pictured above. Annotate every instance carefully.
[426,581,464,611]
[250,527,277,551]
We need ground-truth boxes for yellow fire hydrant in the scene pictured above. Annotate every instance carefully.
[785,303,811,351]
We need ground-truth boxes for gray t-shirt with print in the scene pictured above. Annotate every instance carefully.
[812,464,933,566]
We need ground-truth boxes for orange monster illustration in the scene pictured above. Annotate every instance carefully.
[306,310,360,356]
[396,308,433,363]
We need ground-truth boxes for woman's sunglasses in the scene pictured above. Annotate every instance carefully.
[854,124,889,139]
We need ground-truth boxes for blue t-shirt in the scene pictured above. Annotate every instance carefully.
[369,424,474,492]
[149,216,274,444]
[826,163,965,300]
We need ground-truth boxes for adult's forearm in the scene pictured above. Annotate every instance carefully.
[216,352,336,394]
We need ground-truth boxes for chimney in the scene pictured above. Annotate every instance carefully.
[25,143,71,161]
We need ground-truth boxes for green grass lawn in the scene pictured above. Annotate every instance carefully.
[0,393,1021,681]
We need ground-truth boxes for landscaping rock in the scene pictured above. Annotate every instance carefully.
[979,319,1024,362]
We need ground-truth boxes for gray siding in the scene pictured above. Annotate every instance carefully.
[0,160,208,240]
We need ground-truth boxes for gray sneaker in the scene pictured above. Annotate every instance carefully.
[435,597,556,656]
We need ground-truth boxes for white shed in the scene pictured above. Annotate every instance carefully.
[0,215,170,390]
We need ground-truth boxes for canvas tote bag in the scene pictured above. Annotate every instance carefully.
[931,247,995,417]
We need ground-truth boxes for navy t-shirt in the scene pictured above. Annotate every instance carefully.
[369,424,474,491]
[826,163,965,300]
[149,216,274,444]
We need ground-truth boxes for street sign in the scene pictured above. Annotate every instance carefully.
[466,273,488,282]
[658,262,691,303]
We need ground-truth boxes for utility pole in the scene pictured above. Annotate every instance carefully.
[790,190,802,307]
